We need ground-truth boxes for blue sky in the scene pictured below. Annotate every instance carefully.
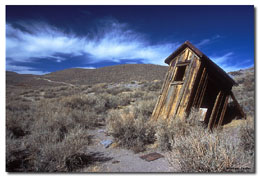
[6,5,254,75]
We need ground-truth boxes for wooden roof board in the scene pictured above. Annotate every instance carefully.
[165,41,237,86]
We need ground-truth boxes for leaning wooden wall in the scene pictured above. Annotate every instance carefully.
[151,47,201,122]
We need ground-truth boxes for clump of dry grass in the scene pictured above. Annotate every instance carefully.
[106,99,157,153]
[28,126,90,172]
[141,80,163,92]
[6,101,35,139]
[155,109,203,151]
[166,111,254,173]
[104,81,160,153]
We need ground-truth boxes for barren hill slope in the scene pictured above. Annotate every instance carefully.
[6,64,168,87]
[229,67,254,116]
[43,64,168,85]
[6,71,56,88]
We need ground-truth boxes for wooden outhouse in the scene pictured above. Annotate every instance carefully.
[151,41,245,129]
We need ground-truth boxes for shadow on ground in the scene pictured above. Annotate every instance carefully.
[65,152,113,171]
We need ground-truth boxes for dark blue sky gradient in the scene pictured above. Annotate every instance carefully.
[6,5,254,74]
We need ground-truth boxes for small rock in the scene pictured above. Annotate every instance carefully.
[112,160,120,164]
[98,129,105,133]
[101,140,113,148]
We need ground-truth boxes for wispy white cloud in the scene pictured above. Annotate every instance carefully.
[196,39,211,47]
[210,52,252,72]
[48,56,66,63]
[210,52,233,64]
[6,23,84,63]
[6,21,180,68]
[195,35,221,48]
[220,64,253,73]
[196,35,253,72]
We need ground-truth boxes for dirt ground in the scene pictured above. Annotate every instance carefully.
[82,127,180,172]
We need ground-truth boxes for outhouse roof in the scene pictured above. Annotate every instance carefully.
[164,41,237,86]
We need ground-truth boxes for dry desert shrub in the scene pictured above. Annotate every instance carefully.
[106,98,157,153]
[29,126,90,172]
[6,97,93,172]
[87,83,108,94]
[106,85,132,95]
[142,80,163,91]
[6,101,35,139]
[166,110,254,173]
[155,109,203,151]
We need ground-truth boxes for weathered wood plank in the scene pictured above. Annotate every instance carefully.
[164,85,181,118]
[158,61,178,116]
[217,94,229,127]
[208,91,222,130]
[180,49,189,62]
[159,68,170,94]
[176,61,191,66]
[197,74,208,108]
[192,67,206,108]
[186,48,193,61]
[151,95,161,119]
[151,62,174,121]
[185,62,204,113]
[212,92,225,128]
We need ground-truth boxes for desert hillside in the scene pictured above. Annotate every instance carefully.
[44,64,168,85]
[6,64,168,88]
[230,67,254,116]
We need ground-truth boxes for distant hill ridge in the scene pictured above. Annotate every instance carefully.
[7,64,168,86]
[43,64,168,85]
